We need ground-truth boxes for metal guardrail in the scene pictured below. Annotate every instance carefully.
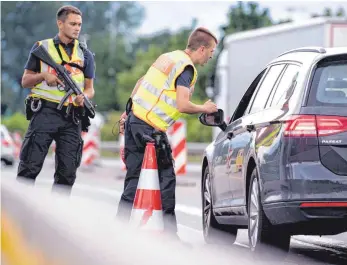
[100,141,209,155]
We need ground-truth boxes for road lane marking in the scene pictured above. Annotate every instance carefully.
[175,205,201,216]
[234,242,249,248]
[28,179,204,217]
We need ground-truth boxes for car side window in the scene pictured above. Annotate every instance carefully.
[228,69,266,124]
[248,64,285,114]
[267,64,300,108]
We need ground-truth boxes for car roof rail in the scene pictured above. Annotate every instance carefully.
[278,47,326,57]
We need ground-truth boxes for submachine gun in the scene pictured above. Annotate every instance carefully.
[32,45,96,131]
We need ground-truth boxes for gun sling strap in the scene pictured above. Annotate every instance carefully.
[54,43,84,72]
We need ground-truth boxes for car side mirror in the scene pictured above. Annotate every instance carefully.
[199,109,227,131]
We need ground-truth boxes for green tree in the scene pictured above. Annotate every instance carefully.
[222,2,273,36]
[207,2,274,101]
[90,34,134,111]
[116,44,163,106]
[1,1,144,113]
[1,1,62,112]
[324,7,333,17]
[311,6,346,18]
[336,7,346,17]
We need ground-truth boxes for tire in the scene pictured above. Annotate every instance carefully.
[247,168,290,260]
[202,166,237,244]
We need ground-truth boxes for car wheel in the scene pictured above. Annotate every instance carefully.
[248,168,290,257]
[202,166,237,244]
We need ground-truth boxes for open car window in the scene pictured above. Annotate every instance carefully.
[229,69,266,124]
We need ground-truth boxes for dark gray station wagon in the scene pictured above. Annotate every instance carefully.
[199,47,347,254]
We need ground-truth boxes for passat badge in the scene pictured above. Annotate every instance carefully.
[321,139,342,144]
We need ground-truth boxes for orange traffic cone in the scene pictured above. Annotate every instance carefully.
[129,142,164,231]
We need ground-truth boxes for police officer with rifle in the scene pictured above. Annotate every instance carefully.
[117,27,218,240]
[17,5,96,191]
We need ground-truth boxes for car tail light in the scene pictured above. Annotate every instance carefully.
[316,116,347,136]
[284,115,347,137]
[300,202,347,208]
[284,115,317,137]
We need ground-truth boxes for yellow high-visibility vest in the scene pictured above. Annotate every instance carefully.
[31,38,85,105]
[132,50,198,132]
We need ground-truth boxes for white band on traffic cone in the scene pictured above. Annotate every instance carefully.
[137,169,160,190]
[130,143,164,231]
[130,209,164,230]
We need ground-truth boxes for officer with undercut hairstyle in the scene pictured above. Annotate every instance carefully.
[117,27,219,240]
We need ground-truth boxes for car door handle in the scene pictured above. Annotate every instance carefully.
[227,131,234,140]
[246,124,255,132]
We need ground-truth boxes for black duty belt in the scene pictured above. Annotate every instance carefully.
[41,99,69,112]
[41,99,81,125]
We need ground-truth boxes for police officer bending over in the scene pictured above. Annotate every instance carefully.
[17,5,95,189]
[117,27,218,239]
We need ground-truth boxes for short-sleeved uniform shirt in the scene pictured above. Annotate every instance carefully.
[24,35,95,79]
[175,65,194,91]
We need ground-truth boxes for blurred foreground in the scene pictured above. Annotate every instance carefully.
[2,160,347,265]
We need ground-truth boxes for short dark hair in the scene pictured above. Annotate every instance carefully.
[56,5,82,22]
[187,27,218,51]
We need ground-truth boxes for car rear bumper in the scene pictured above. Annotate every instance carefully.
[263,201,347,235]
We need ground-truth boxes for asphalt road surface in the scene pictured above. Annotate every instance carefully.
[2,158,347,265]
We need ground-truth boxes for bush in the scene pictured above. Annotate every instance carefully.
[1,112,29,136]
[182,113,212,142]
[183,97,213,142]
[100,111,123,141]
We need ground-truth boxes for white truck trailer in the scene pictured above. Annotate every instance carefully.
[211,17,347,138]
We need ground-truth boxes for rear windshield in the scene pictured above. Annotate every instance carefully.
[308,59,347,106]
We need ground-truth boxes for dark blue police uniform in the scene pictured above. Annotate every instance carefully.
[17,35,95,189]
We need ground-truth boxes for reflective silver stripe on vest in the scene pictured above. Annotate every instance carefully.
[133,94,152,111]
[141,80,177,108]
[41,40,49,49]
[132,95,175,125]
[152,106,175,125]
[76,47,84,61]
[141,80,161,97]
[31,89,70,102]
[164,60,186,90]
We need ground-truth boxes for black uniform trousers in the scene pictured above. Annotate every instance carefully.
[17,105,83,187]
[116,111,177,234]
